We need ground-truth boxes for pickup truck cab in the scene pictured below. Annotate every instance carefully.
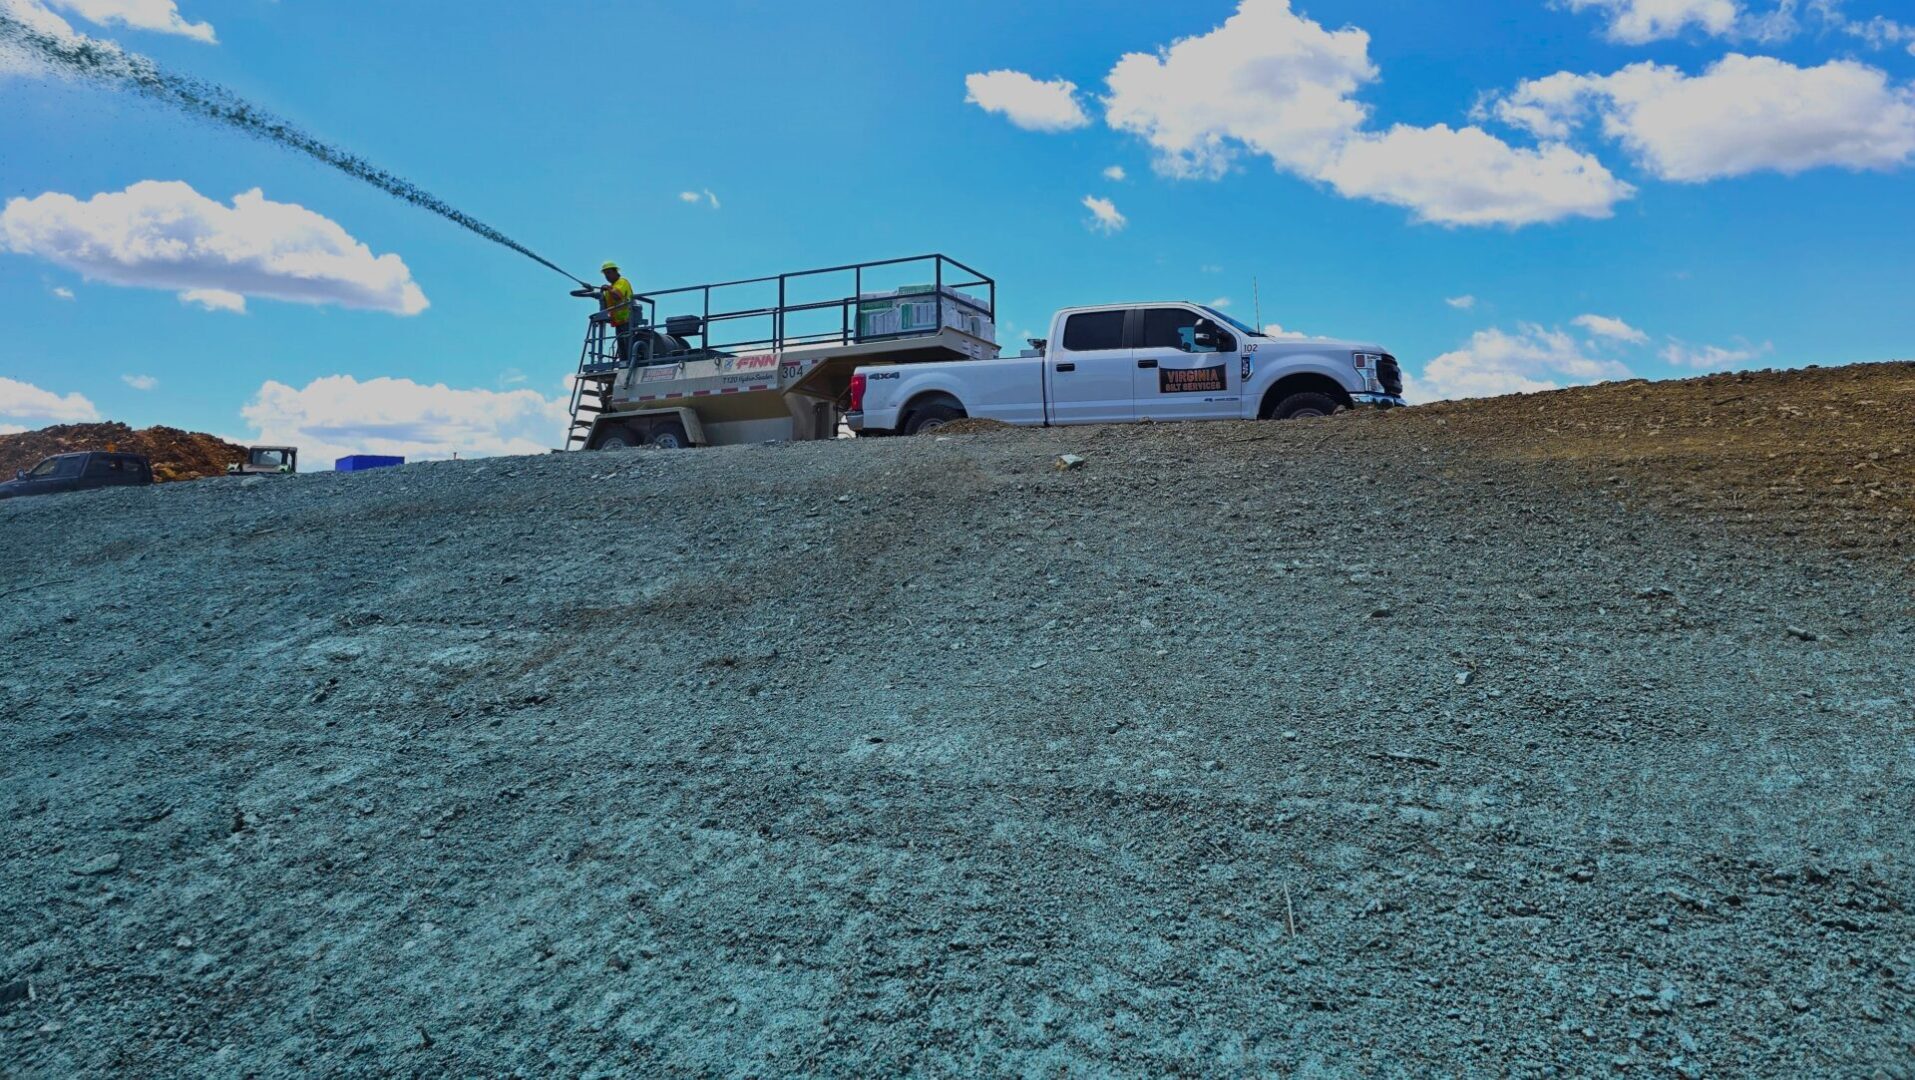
[0,451,154,501]
[847,302,1404,435]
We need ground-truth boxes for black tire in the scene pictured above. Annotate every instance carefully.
[903,401,965,436]
[596,427,640,451]
[1265,391,1344,421]
[649,421,691,450]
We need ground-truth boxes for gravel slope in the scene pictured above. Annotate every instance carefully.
[2,364,1911,1077]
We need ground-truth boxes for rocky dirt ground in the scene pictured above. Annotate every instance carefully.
[1,363,1911,1077]
[0,422,246,484]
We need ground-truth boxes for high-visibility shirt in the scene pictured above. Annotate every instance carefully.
[602,277,634,325]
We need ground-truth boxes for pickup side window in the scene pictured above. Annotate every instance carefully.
[1140,307,1236,354]
[1062,310,1126,352]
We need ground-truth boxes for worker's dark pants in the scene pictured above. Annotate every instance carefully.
[613,322,633,365]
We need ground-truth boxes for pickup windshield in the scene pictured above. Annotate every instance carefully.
[27,457,81,478]
[1200,306,1260,339]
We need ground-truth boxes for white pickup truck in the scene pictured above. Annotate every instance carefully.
[846,301,1404,435]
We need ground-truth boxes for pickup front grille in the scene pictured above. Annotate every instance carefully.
[1378,355,1403,395]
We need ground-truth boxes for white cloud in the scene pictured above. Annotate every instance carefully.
[1573,312,1649,343]
[703,189,721,210]
[1103,0,1375,181]
[1561,0,1740,43]
[1560,0,1911,45]
[1446,295,1477,309]
[0,0,90,76]
[240,375,572,465]
[0,424,26,435]
[0,180,429,315]
[1833,10,1915,51]
[1103,165,1127,181]
[1413,323,1634,402]
[180,287,245,313]
[121,373,158,390]
[1264,322,1339,340]
[1,0,211,78]
[42,0,215,42]
[1209,297,1232,309]
[1098,0,1631,226]
[964,70,1090,132]
[0,374,100,424]
[1660,338,1770,368]
[1318,123,1630,226]
[1494,55,1915,181]
[677,190,719,209]
[50,285,74,300]
[1082,195,1127,233]
[678,191,701,203]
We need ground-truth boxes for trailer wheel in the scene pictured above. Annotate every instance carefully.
[903,401,965,436]
[649,421,692,450]
[1264,391,1343,421]
[596,427,640,451]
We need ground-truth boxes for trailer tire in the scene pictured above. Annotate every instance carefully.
[596,427,640,451]
[1264,391,1343,421]
[903,401,965,436]
[649,421,692,450]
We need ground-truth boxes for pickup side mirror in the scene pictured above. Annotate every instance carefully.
[13,470,23,481]
[1190,321,1219,351]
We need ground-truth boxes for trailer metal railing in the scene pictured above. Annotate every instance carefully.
[574,253,995,376]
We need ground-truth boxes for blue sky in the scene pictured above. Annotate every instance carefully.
[1,0,1911,459]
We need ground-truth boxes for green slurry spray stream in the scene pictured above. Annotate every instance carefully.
[0,9,590,288]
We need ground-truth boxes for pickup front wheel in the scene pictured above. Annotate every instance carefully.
[1264,391,1343,421]
[903,401,966,436]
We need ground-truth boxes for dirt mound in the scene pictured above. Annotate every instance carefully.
[2,362,1911,1076]
[1395,361,1915,556]
[0,422,247,483]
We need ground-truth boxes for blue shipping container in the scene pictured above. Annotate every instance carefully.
[335,455,405,473]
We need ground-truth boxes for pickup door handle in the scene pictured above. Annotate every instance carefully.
[1055,362,1076,372]
[1136,358,1158,369]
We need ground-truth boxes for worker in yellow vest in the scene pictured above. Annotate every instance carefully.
[600,261,635,363]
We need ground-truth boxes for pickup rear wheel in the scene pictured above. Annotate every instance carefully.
[904,401,966,436]
[1265,391,1343,421]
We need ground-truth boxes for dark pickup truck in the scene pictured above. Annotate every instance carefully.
[0,452,154,501]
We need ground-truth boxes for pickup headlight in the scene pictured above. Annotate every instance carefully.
[1352,353,1384,392]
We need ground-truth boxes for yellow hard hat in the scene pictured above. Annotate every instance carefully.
[601,261,620,272]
